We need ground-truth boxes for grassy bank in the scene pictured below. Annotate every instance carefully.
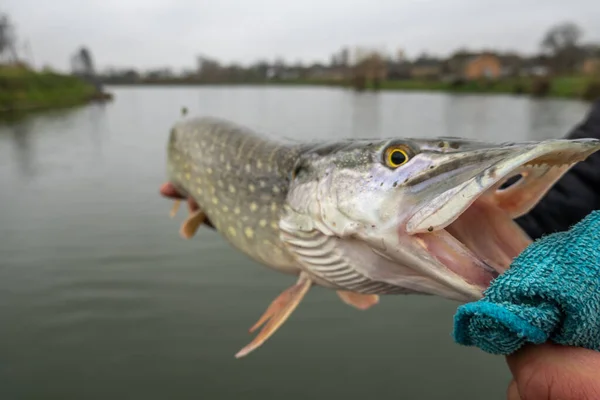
[0,66,101,115]
[104,75,599,101]
[300,75,597,100]
[373,76,599,100]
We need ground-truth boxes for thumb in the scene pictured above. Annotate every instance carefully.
[506,379,520,400]
[505,343,600,400]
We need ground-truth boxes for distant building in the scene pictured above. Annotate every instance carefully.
[353,53,387,81]
[464,53,502,79]
[519,55,551,77]
[580,46,600,76]
[305,64,347,80]
[267,65,301,80]
[582,57,600,76]
[443,52,503,80]
[410,57,442,79]
[498,53,524,77]
[386,61,411,80]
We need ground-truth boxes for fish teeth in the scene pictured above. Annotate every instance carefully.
[523,160,574,169]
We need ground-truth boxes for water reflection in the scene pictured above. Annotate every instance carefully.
[7,120,35,178]
[85,104,109,160]
[446,95,489,138]
[350,92,381,138]
[527,99,588,140]
[443,94,531,141]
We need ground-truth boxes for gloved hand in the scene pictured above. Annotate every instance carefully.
[453,209,600,354]
[453,210,600,400]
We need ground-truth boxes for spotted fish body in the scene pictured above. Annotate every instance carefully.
[167,116,304,276]
[164,115,600,358]
[167,117,422,292]
[167,117,442,293]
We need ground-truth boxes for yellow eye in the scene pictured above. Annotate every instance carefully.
[385,147,409,168]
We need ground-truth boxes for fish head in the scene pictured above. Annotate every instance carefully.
[283,136,600,301]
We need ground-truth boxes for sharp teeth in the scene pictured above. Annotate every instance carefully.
[523,159,575,169]
[524,161,564,168]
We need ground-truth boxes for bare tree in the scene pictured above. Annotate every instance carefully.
[71,46,96,76]
[71,46,102,91]
[540,22,585,74]
[541,22,583,54]
[196,55,222,81]
[0,11,19,63]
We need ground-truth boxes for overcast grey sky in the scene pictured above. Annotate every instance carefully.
[4,0,600,72]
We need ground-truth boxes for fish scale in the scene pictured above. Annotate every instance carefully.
[168,117,302,273]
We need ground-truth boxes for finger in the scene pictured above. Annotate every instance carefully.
[506,343,600,400]
[160,182,186,199]
[506,379,520,400]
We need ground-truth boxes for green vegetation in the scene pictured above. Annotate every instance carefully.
[365,75,599,100]
[549,76,596,98]
[251,75,599,101]
[122,75,598,101]
[0,66,98,114]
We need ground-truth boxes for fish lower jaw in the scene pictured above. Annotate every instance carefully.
[412,197,532,292]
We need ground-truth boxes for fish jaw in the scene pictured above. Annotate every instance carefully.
[384,138,600,299]
[285,137,600,301]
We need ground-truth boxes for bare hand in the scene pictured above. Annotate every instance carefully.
[506,343,600,399]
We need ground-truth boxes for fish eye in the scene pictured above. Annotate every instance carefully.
[385,147,410,168]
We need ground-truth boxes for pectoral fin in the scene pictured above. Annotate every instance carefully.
[169,200,181,218]
[337,291,379,310]
[235,274,312,358]
[179,210,207,239]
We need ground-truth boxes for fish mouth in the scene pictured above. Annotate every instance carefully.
[404,139,600,295]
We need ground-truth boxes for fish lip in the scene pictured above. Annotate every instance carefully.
[405,138,600,235]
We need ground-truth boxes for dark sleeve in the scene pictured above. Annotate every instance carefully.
[515,99,600,239]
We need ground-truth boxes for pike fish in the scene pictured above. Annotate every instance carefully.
[160,116,600,358]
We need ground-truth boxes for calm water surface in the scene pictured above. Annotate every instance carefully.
[0,86,592,399]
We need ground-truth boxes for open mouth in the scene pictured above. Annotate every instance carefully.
[415,192,533,289]
[408,141,600,291]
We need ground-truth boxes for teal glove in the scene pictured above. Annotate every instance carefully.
[453,210,600,355]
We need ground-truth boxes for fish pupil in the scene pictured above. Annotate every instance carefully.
[391,151,407,166]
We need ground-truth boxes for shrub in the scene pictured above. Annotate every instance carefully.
[530,77,550,97]
[582,81,600,102]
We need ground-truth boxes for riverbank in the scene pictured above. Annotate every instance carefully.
[0,66,112,116]
[261,75,599,101]
[375,76,599,100]
[103,75,600,101]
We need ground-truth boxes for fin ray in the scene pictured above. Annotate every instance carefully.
[169,200,181,218]
[180,210,206,239]
[235,275,311,358]
[249,285,296,333]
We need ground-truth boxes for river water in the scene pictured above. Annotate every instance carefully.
[0,86,592,400]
